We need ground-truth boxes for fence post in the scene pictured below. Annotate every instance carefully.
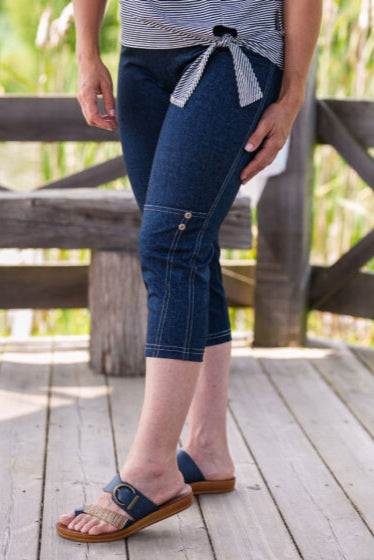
[253,52,317,346]
[88,250,147,376]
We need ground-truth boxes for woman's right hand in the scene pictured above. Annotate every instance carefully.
[77,56,118,131]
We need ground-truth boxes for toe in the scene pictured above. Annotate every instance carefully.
[80,517,101,534]
[78,514,96,532]
[68,513,88,530]
[59,512,75,525]
[88,520,115,535]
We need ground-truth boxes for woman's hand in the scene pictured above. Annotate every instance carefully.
[240,98,301,184]
[77,56,118,131]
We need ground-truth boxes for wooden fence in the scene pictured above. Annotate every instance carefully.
[0,62,373,373]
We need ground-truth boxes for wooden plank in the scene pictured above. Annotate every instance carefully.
[0,189,141,251]
[317,100,374,191]
[2,96,374,147]
[221,262,374,316]
[40,335,126,559]
[0,337,52,560]
[255,341,374,535]
[218,198,252,249]
[221,259,255,307]
[0,265,88,309]
[348,342,374,373]
[108,375,213,559]
[38,156,127,191]
[317,99,374,148]
[253,52,317,346]
[228,347,374,558]
[0,189,251,250]
[305,336,374,439]
[179,409,301,559]
[308,230,374,309]
[1,260,372,318]
[0,261,256,311]
[0,95,120,142]
[309,266,374,319]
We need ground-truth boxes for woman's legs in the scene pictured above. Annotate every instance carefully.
[59,44,283,535]
[60,342,234,535]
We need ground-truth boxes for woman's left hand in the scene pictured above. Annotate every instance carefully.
[240,98,301,184]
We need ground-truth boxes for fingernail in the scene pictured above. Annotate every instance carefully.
[109,109,116,117]
[245,142,254,152]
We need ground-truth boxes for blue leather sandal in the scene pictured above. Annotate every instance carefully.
[56,473,193,543]
[177,449,236,495]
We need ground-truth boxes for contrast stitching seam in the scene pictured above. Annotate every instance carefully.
[206,328,231,338]
[155,222,187,353]
[146,343,205,350]
[206,333,232,340]
[153,226,182,355]
[143,208,205,218]
[144,204,208,217]
[146,346,204,355]
[183,219,207,358]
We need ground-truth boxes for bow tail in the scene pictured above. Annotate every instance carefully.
[170,45,215,107]
[229,43,263,107]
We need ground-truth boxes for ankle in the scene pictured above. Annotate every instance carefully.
[120,452,179,481]
[184,433,229,455]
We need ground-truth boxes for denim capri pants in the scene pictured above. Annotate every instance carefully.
[116,41,283,362]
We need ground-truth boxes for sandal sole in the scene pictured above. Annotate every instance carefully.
[55,484,193,543]
[190,477,236,495]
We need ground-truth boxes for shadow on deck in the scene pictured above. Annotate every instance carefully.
[1,334,374,560]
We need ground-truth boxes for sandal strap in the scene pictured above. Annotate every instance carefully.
[177,450,205,483]
[103,474,159,520]
[83,504,131,530]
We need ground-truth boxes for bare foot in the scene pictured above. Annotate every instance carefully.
[59,467,186,536]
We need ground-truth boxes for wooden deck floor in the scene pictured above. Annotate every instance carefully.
[1,334,374,560]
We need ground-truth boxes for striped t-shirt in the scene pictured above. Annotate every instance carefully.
[118,1,285,108]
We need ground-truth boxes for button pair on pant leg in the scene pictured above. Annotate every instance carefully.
[178,211,192,230]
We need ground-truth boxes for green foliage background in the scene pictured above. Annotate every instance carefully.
[0,0,373,344]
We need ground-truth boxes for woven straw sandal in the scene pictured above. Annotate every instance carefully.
[55,473,193,543]
[177,449,236,495]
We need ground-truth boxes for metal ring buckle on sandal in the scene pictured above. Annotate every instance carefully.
[112,482,139,509]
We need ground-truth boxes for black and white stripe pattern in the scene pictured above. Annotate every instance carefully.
[118,0,284,108]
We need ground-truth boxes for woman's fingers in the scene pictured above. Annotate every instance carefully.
[244,117,271,153]
[240,102,292,183]
[240,136,282,183]
[78,90,109,129]
[101,75,117,125]
[77,60,117,131]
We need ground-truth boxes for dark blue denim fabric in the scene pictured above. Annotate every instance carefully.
[116,42,283,362]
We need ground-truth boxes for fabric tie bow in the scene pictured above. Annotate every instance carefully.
[170,33,263,108]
